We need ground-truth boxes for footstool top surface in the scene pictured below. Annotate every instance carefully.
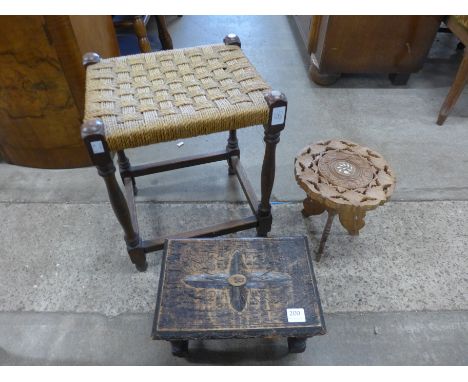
[295,139,396,211]
[152,237,326,341]
[84,44,271,151]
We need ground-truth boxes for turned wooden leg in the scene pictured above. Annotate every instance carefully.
[81,119,147,271]
[389,73,410,86]
[155,16,173,50]
[117,150,138,196]
[437,51,468,125]
[256,90,287,237]
[226,130,239,175]
[133,16,152,53]
[316,210,336,262]
[302,197,326,217]
[170,340,189,357]
[287,337,307,353]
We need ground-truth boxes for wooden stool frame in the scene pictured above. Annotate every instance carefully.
[80,35,287,271]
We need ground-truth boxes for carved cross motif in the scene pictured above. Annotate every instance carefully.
[184,251,291,312]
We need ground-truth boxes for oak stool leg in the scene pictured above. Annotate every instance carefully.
[287,337,307,353]
[117,150,138,196]
[256,91,288,237]
[316,210,336,262]
[170,340,189,357]
[226,130,239,175]
[81,118,147,272]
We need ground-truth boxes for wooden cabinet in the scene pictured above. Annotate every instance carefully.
[0,16,120,168]
[293,16,443,86]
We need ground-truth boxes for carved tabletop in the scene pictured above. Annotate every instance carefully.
[295,140,395,236]
[152,237,326,355]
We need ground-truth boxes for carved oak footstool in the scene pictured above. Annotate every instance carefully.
[152,237,326,356]
[295,140,395,261]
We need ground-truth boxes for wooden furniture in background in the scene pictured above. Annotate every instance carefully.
[437,16,468,125]
[0,16,120,168]
[293,16,442,86]
[295,140,395,261]
[113,15,173,53]
[152,237,326,356]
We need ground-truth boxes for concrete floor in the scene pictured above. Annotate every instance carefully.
[1,16,467,365]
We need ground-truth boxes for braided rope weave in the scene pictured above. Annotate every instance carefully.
[84,44,271,151]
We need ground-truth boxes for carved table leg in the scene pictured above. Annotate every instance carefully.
[316,210,336,262]
[287,337,307,353]
[226,130,238,175]
[302,197,326,217]
[170,340,189,357]
[117,150,138,196]
[338,208,366,236]
[257,90,287,237]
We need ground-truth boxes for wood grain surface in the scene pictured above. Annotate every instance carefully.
[152,237,326,341]
[0,16,119,168]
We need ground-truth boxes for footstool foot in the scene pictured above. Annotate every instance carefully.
[170,340,189,357]
[287,337,307,353]
[135,260,148,272]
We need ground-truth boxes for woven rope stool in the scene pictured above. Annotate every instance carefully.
[80,34,287,271]
[294,140,395,261]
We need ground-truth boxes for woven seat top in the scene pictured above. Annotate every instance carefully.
[84,44,271,151]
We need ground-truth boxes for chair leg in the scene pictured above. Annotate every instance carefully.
[81,119,147,272]
[437,51,468,125]
[257,91,287,237]
[117,150,138,196]
[155,16,173,50]
[133,15,152,53]
[226,130,238,175]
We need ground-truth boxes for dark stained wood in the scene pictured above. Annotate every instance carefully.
[257,91,287,237]
[152,237,326,351]
[226,129,239,175]
[232,157,259,216]
[124,149,240,178]
[142,216,258,253]
[81,118,147,272]
[297,16,443,85]
[117,150,137,195]
[155,16,173,50]
[0,15,119,168]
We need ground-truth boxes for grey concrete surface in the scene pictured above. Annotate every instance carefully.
[1,310,466,365]
[1,201,467,316]
[1,16,467,365]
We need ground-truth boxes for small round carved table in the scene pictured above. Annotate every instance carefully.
[294,140,396,261]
